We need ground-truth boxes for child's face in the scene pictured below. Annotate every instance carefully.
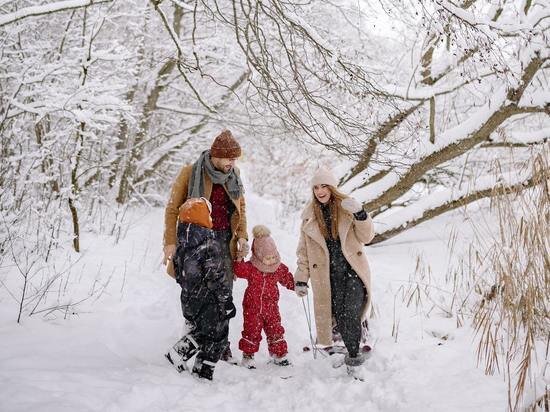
[262,255,278,265]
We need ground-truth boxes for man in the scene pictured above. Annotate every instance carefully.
[163,129,249,363]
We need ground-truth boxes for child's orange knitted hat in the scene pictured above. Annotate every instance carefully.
[178,197,213,229]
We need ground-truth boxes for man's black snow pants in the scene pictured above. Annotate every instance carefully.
[212,229,233,353]
[212,229,234,293]
[330,270,366,358]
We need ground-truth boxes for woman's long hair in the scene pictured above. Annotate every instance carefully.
[312,186,348,239]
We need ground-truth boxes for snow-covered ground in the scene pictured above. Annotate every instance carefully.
[0,185,507,412]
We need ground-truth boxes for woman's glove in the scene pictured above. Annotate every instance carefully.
[295,281,308,297]
[222,300,237,320]
[341,197,363,214]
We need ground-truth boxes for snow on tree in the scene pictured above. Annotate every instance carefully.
[0,0,547,254]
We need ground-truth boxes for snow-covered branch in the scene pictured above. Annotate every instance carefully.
[0,0,111,27]
[149,0,216,114]
[371,165,546,244]
[343,49,546,209]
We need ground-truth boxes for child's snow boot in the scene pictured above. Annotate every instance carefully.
[165,334,199,372]
[165,349,187,373]
[272,354,291,366]
[241,353,256,369]
[173,334,199,360]
[192,358,216,381]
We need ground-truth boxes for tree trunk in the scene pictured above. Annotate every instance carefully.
[116,5,184,204]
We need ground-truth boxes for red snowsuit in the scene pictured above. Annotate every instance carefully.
[234,261,295,357]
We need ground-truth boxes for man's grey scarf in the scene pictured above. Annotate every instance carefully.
[188,150,243,200]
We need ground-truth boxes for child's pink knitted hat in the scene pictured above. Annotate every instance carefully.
[250,225,281,273]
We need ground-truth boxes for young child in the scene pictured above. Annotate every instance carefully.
[165,197,237,381]
[233,225,294,369]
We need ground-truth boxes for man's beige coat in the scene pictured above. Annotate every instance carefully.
[164,164,247,256]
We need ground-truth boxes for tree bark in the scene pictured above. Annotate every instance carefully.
[116,5,184,204]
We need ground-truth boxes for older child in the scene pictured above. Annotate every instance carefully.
[233,225,294,369]
[165,197,236,380]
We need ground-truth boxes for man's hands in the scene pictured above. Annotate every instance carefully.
[236,238,250,260]
[163,244,176,265]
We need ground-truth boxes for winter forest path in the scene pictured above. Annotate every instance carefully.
[0,174,506,412]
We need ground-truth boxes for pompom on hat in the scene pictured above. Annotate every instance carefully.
[210,129,241,159]
[250,225,281,273]
[311,167,338,188]
[178,197,213,229]
[252,225,271,238]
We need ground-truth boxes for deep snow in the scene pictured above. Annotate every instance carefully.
[0,183,507,412]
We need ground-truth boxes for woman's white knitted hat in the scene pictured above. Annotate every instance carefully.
[311,167,338,187]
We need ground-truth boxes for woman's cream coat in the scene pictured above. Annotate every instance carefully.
[295,201,375,346]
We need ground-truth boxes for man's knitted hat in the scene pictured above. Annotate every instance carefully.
[210,129,241,159]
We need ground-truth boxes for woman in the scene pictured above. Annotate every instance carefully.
[294,167,375,378]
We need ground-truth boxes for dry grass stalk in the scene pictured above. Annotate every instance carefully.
[469,150,549,411]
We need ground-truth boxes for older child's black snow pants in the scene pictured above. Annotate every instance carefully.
[330,271,366,358]
[183,293,229,364]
